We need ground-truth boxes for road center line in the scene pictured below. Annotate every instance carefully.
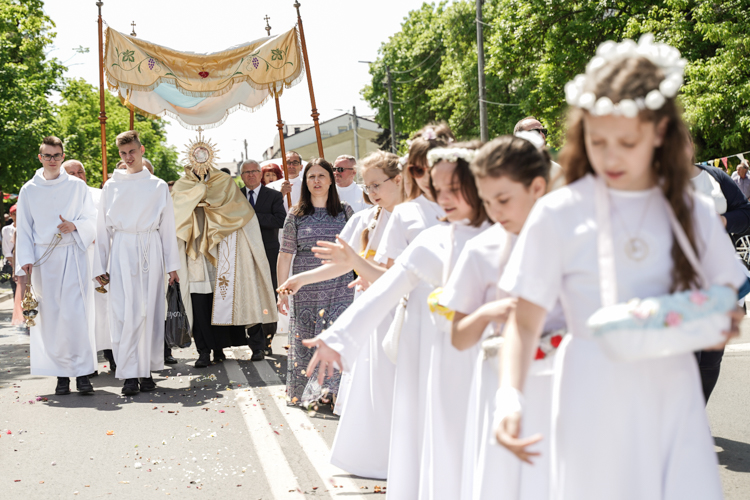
[251,360,366,499]
[223,358,304,499]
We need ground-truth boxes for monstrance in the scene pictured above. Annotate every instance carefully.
[183,130,219,178]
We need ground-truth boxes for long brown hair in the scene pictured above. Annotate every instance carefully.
[427,140,489,227]
[404,122,455,201]
[558,56,697,291]
[358,151,404,252]
[471,135,552,187]
[293,158,344,218]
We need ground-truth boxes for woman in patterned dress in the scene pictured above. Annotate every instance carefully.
[277,158,355,406]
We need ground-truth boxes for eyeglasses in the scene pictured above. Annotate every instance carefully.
[529,128,548,136]
[363,177,395,195]
[40,153,64,161]
[287,160,301,166]
[333,167,354,173]
[242,170,261,175]
[408,164,427,179]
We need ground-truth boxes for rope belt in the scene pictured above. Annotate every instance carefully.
[115,229,154,273]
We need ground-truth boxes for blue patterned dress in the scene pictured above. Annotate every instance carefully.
[281,204,355,404]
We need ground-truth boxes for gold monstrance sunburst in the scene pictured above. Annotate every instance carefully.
[183,130,219,178]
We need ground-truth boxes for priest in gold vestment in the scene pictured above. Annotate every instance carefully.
[172,164,278,368]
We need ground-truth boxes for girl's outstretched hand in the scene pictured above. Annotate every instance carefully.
[277,275,304,296]
[708,306,745,350]
[302,338,342,385]
[494,411,543,465]
[277,294,289,316]
[348,275,371,292]
[313,235,356,267]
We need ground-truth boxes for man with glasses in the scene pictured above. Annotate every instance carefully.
[268,150,304,210]
[15,136,98,395]
[513,116,564,190]
[333,155,367,213]
[240,160,286,360]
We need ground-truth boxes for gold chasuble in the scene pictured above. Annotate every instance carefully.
[172,166,278,328]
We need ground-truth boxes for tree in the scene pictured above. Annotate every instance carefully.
[0,0,63,209]
[363,0,750,160]
[56,78,181,187]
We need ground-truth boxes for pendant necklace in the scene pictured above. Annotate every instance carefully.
[611,191,654,261]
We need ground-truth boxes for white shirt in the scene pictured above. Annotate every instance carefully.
[691,169,727,215]
[336,182,368,213]
[245,184,261,205]
[1,224,15,266]
[268,175,302,211]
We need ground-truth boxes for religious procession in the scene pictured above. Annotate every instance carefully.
[2,0,750,499]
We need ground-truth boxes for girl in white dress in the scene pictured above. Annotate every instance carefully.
[277,151,404,479]
[440,135,564,500]
[305,141,490,499]
[494,36,746,500]
[308,123,454,493]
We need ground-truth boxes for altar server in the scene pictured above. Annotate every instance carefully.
[440,135,564,500]
[277,150,404,479]
[304,141,490,499]
[94,131,180,396]
[495,36,745,499]
[63,160,113,370]
[15,136,97,395]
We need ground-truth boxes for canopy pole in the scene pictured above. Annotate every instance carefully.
[274,89,293,208]
[129,20,136,130]
[96,1,108,184]
[294,1,324,158]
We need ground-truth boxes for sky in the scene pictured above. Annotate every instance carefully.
[44,0,432,163]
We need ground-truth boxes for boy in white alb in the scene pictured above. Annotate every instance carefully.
[15,136,98,395]
[94,130,180,396]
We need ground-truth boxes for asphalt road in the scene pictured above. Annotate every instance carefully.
[1,289,749,499]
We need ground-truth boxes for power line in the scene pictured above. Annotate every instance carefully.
[392,55,442,84]
[390,47,442,74]
[481,99,520,106]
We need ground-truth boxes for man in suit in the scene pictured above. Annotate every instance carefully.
[240,159,286,360]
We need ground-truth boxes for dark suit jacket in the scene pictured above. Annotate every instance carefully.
[241,184,286,288]
[696,164,750,235]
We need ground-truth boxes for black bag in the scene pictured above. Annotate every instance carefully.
[165,282,191,348]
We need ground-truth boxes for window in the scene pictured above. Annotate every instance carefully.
[338,126,348,134]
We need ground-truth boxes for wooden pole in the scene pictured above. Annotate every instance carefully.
[96,1,108,184]
[274,88,293,208]
[129,21,136,130]
[294,1,324,158]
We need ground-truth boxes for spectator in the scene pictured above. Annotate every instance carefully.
[513,116,564,190]
[2,204,17,296]
[333,155,368,212]
[732,160,750,199]
[262,163,283,186]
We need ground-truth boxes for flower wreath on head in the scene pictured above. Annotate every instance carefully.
[565,33,687,117]
[426,148,477,168]
[397,154,408,171]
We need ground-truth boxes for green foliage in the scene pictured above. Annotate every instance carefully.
[0,0,62,200]
[56,78,181,186]
[363,0,750,160]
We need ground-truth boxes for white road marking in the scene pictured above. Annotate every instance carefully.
[726,342,750,352]
[223,357,304,499]
[253,359,365,499]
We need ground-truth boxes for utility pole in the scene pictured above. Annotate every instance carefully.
[243,139,248,160]
[385,65,397,154]
[352,106,360,160]
[476,0,489,142]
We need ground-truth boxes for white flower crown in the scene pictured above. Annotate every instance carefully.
[397,154,408,171]
[427,148,477,167]
[564,33,687,117]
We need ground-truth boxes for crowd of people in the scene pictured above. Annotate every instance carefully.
[1,34,749,499]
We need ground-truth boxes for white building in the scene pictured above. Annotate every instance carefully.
[261,112,384,162]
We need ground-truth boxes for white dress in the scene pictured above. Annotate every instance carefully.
[14,168,98,377]
[336,182,368,213]
[86,186,111,351]
[441,224,565,500]
[94,169,181,380]
[322,205,395,479]
[499,174,744,500]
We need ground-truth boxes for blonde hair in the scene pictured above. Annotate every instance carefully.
[358,150,404,252]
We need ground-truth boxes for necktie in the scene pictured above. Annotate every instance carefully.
[248,189,255,208]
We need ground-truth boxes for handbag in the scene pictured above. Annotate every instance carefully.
[165,282,191,348]
[587,175,737,362]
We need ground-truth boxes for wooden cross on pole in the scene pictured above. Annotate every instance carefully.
[130,21,136,37]
[264,16,271,36]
